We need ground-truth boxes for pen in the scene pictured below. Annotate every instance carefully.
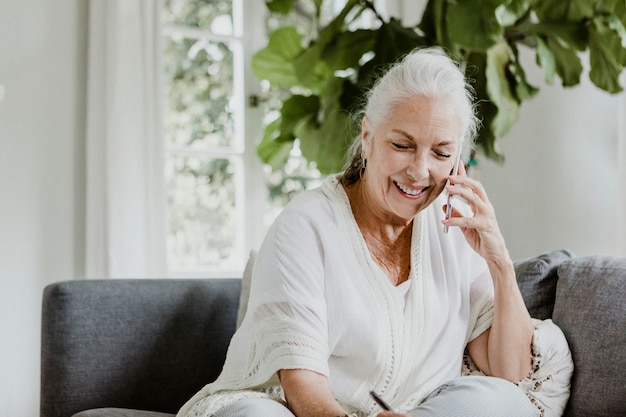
[369,390,395,412]
[443,144,463,234]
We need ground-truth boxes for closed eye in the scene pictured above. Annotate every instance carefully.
[392,142,411,150]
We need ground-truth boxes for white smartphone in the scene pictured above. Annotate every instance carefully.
[443,144,463,234]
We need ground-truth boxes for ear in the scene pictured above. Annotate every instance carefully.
[361,117,371,155]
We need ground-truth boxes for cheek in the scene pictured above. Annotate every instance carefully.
[433,160,453,181]
[430,162,453,192]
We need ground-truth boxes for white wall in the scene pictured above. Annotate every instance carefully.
[0,1,624,417]
[479,53,625,260]
[0,1,87,416]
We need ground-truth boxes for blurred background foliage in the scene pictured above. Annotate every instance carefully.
[253,0,626,173]
[163,0,240,270]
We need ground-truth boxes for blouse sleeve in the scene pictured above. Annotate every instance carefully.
[175,195,336,416]
[243,200,332,380]
[465,251,495,344]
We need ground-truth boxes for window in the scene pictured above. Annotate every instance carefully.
[162,1,349,276]
[162,0,265,276]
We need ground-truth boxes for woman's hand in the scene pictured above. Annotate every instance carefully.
[441,163,509,264]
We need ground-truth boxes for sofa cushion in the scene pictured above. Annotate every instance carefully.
[72,408,174,417]
[552,256,626,417]
[514,249,575,319]
[41,279,241,417]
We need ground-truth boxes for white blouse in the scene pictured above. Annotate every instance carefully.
[178,176,495,417]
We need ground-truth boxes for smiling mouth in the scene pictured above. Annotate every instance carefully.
[394,181,428,197]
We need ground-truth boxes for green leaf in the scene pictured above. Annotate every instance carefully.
[419,0,447,46]
[496,0,531,26]
[446,0,503,52]
[251,27,303,87]
[535,37,557,84]
[526,21,588,51]
[596,0,625,15]
[322,29,377,72]
[534,0,595,22]
[485,42,520,137]
[465,52,505,163]
[257,95,321,170]
[356,18,427,90]
[357,19,425,87]
[319,77,350,117]
[589,15,626,93]
[339,78,367,115]
[546,36,583,86]
[265,0,298,14]
[295,77,353,174]
[476,117,505,163]
[509,44,539,100]
[291,0,362,90]
[257,117,295,169]
[296,109,352,174]
[604,13,626,50]
[280,95,320,133]
[293,43,333,91]
[376,18,424,60]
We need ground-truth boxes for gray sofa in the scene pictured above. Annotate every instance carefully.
[41,250,626,417]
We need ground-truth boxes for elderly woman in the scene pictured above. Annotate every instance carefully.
[178,48,571,417]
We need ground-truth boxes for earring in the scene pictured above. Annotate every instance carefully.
[360,156,367,176]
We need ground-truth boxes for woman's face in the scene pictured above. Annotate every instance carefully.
[360,95,463,225]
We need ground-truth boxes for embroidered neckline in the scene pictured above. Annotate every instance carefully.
[322,176,433,411]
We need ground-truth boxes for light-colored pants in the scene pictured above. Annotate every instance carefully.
[213,376,536,417]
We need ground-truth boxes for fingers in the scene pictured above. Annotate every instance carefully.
[442,172,496,232]
[445,166,493,214]
[441,204,475,231]
[447,169,488,202]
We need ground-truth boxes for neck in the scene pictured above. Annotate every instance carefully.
[344,180,412,238]
[344,181,413,286]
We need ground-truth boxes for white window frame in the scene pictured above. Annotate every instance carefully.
[162,0,268,278]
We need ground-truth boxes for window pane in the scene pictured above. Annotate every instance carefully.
[166,153,241,271]
[163,0,233,34]
[164,35,235,149]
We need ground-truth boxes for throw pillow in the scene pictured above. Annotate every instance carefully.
[552,256,626,417]
[514,249,575,319]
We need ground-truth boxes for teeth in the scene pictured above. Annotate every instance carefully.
[395,181,423,196]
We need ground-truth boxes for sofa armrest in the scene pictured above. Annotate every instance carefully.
[553,256,626,417]
[41,278,241,417]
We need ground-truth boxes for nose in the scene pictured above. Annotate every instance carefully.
[406,152,430,182]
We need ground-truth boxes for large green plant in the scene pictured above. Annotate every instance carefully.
[252,0,626,174]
